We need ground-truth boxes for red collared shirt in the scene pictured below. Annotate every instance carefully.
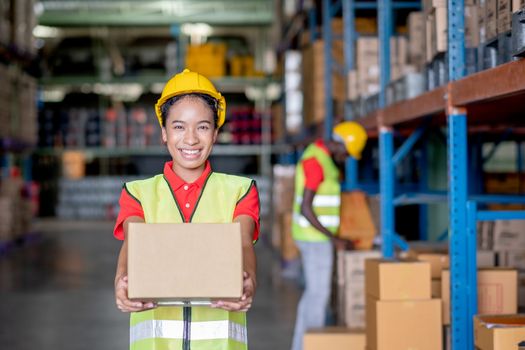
[302,139,330,191]
[113,160,260,241]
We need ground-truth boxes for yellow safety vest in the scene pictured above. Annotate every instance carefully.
[292,143,341,242]
[125,171,255,350]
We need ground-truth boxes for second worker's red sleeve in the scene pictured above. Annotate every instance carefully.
[302,157,324,191]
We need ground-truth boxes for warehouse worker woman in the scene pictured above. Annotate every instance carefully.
[113,69,259,350]
[290,121,367,350]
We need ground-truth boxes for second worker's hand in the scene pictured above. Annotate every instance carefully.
[333,237,357,251]
[211,271,255,312]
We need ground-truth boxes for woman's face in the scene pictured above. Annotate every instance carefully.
[161,97,218,174]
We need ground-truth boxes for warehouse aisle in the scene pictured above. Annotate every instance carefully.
[0,220,301,350]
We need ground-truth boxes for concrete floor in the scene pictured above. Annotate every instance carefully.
[0,220,301,350]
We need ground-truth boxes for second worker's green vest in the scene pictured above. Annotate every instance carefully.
[292,143,341,242]
[125,171,254,350]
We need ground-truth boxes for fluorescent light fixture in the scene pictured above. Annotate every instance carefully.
[33,25,61,38]
[181,23,213,44]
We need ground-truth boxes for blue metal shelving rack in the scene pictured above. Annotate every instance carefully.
[316,1,525,349]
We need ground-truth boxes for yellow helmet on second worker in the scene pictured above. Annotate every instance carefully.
[333,121,368,160]
[155,69,226,128]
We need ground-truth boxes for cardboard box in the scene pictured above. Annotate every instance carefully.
[500,251,525,271]
[365,259,432,300]
[514,0,525,11]
[487,0,498,40]
[474,314,525,350]
[442,269,518,325]
[432,279,442,297]
[408,12,426,67]
[479,0,487,43]
[465,5,481,48]
[366,297,443,350]
[337,250,382,328]
[417,253,450,279]
[432,7,448,54]
[338,191,376,249]
[304,328,366,350]
[493,220,525,251]
[127,223,243,302]
[498,0,513,33]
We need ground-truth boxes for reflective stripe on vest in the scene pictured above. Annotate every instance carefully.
[294,195,341,207]
[130,320,247,344]
[293,212,340,228]
[125,172,253,350]
[292,143,341,242]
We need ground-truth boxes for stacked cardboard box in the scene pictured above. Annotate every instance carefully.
[11,0,36,55]
[272,165,298,261]
[408,12,426,69]
[515,0,525,11]
[0,176,31,243]
[487,0,499,40]
[185,43,227,77]
[365,259,442,350]
[474,314,525,349]
[442,268,518,324]
[229,55,256,77]
[498,0,513,34]
[304,328,366,350]
[302,40,345,125]
[336,250,382,328]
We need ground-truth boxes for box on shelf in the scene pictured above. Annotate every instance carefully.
[442,269,518,325]
[466,5,481,48]
[415,253,450,279]
[498,0,513,33]
[493,220,525,251]
[474,314,525,350]
[487,0,499,40]
[366,297,442,350]
[127,223,243,302]
[514,0,525,11]
[304,328,365,350]
[432,279,442,297]
[338,191,376,250]
[430,7,448,55]
[408,12,426,68]
[365,259,432,300]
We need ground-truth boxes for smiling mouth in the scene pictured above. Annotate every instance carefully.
[179,148,202,159]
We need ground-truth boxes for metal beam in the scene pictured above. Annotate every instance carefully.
[323,0,334,140]
[380,128,395,257]
[39,0,274,26]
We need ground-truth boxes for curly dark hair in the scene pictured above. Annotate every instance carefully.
[159,93,219,128]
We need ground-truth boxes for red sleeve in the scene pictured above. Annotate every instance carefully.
[233,183,260,243]
[302,157,324,191]
[113,187,144,240]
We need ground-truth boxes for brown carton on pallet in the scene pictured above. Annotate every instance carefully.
[365,259,432,300]
[304,328,365,350]
[441,269,518,325]
[338,191,376,250]
[128,223,243,303]
[366,296,443,350]
[474,314,525,350]
[466,5,481,48]
[408,12,426,67]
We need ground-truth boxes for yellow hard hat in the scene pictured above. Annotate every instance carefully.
[333,121,368,160]
[154,69,226,128]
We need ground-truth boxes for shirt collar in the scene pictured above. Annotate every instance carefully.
[163,160,212,191]
[314,138,330,155]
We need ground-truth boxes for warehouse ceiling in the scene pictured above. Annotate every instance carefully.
[38,0,275,27]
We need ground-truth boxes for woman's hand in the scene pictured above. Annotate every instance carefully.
[211,271,256,312]
[115,275,156,313]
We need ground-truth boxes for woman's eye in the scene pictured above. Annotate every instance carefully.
[173,125,184,130]
[198,125,210,130]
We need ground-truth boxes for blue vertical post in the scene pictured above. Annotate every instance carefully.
[380,128,395,257]
[342,0,355,120]
[419,143,428,240]
[466,201,478,349]
[448,113,469,350]
[447,0,467,345]
[378,0,393,108]
[323,0,334,141]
